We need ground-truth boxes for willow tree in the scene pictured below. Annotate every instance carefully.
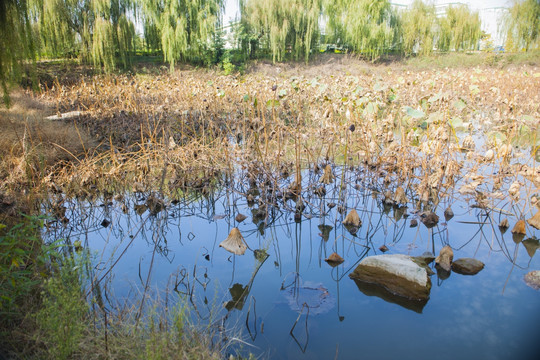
[398,0,436,56]
[437,4,481,52]
[240,0,322,63]
[92,0,136,71]
[1,0,35,106]
[141,0,224,70]
[504,0,540,51]
[324,0,397,60]
[31,0,136,72]
[30,0,91,60]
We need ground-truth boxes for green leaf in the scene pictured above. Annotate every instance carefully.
[469,84,480,95]
[428,92,442,103]
[453,99,467,111]
[266,99,280,110]
[448,117,464,130]
[521,115,536,125]
[426,111,443,124]
[364,102,377,115]
[373,82,387,92]
[405,106,425,119]
[243,94,250,102]
[519,124,531,136]
[488,131,507,145]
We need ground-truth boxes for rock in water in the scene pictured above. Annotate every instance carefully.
[435,245,453,272]
[524,271,540,290]
[349,254,431,301]
[452,258,484,275]
[413,252,435,266]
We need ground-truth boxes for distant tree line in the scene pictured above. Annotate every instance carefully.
[1,0,539,104]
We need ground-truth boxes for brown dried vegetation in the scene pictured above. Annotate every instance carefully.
[1,59,539,232]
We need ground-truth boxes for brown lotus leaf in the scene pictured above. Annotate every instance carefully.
[435,245,453,272]
[235,213,247,223]
[342,209,361,227]
[393,186,408,205]
[320,164,335,184]
[325,252,344,264]
[511,220,526,235]
[527,211,540,230]
[219,228,247,255]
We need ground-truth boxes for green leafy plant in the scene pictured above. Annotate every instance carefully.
[0,216,52,318]
[36,253,89,360]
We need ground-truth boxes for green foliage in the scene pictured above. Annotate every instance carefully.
[505,0,540,51]
[36,254,89,360]
[141,0,224,70]
[437,4,481,52]
[325,0,397,60]
[30,0,137,72]
[0,216,51,318]
[0,0,36,107]
[240,0,322,63]
[221,55,235,75]
[398,0,436,56]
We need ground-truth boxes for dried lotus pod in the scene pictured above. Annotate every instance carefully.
[462,135,475,150]
[508,181,521,200]
[484,149,495,161]
[499,218,509,228]
[320,164,335,184]
[393,186,408,205]
[219,228,247,255]
[498,144,512,158]
[342,209,361,227]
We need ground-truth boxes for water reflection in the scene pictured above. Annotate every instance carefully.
[352,279,428,313]
[43,166,540,359]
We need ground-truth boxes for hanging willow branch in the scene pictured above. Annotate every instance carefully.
[437,4,481,52]
[240,0,322,63]
[141,0,224,70]
[324,0,397,60]
[398,0,436,56]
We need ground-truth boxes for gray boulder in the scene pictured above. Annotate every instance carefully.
[350,254,431,301]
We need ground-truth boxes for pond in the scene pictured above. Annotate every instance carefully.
[44,164,540,360]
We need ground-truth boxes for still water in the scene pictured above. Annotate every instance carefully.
[45,168,540,360]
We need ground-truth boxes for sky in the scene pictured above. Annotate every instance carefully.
[222,0,512,25]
